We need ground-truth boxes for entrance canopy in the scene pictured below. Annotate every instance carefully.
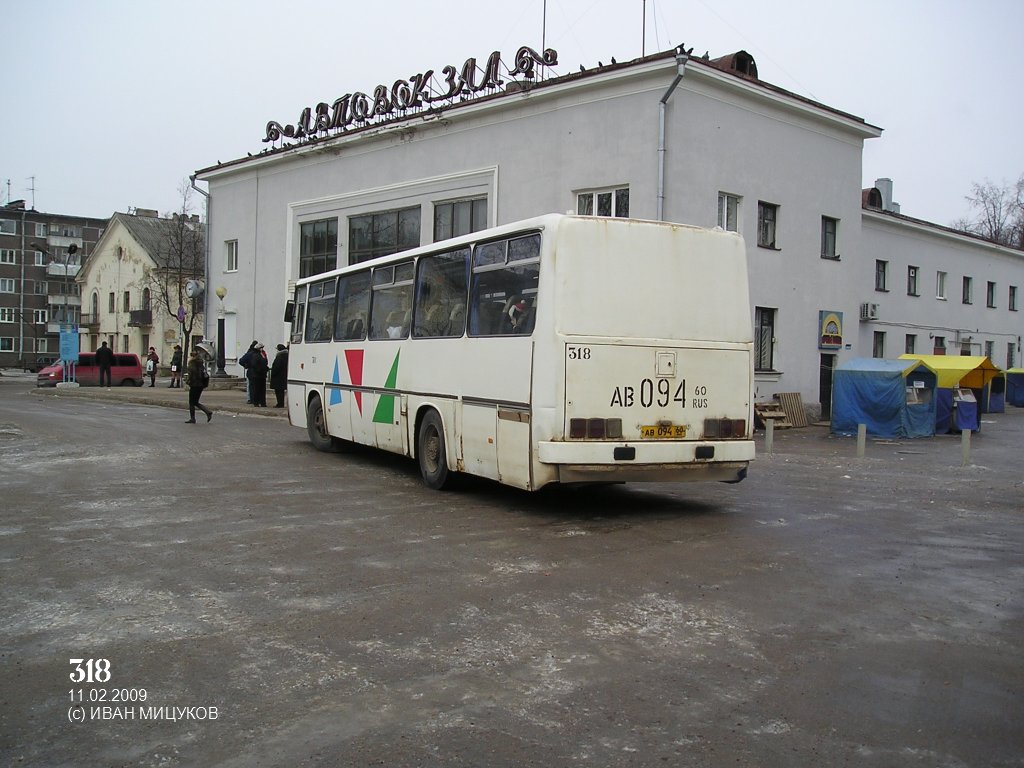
[832,357,937,438]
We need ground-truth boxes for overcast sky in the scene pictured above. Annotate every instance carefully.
[3,0,1022,229]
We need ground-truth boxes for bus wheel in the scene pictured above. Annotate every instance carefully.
[306,396,335,452]
[417,410,451,489]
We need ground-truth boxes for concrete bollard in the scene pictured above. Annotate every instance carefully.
[765,419,774,457]
[857,423,866,458]
[961,428,971,467]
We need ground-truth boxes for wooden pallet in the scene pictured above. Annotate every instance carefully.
[775,392,809,428]
[754,402,792,429]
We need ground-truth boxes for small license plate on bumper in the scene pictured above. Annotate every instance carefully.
[640,424,687,439]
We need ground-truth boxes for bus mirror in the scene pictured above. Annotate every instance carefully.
[284,300,295,323]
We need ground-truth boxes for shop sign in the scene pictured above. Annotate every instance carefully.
[263,46,558,144]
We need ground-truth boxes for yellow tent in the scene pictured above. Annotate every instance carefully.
[898,355,1001,389]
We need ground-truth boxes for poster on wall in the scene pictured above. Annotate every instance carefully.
[819,311,843,350]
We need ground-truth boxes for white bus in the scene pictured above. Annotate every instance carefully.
[285,214,754,491]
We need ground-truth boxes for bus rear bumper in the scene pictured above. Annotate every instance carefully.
[537,440,754,484]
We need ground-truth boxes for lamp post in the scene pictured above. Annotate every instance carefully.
[214,286,227,376]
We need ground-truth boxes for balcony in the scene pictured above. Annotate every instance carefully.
[45,262,81,278]
[128,309,153,327]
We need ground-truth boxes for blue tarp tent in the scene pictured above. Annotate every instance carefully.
[1007,369,1024,407]
[831,358,937,438]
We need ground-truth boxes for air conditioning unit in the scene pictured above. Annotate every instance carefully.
[859,302,879,321]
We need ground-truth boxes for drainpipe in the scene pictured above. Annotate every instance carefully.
[189,175,211,350]
[657,45,691,222]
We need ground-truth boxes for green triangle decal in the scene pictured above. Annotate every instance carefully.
[372,351,401,424]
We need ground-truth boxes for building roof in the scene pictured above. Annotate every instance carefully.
[195,45,881,177]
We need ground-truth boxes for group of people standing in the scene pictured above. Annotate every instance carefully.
[134,340,288,422]
[239,341,288,408]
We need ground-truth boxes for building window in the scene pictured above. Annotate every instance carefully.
[872,331,885,358]
[757,202,778,249]
[875,260,888,292]
[936,271,947,299]
[933,335,946,354]
[577,187,630,218]
[299,218,339,278]
[962,276,973,304]
[754,307,776,371]
[907,266,919,296]
[225,240,238,272]
[0,249,16,264]
[1010,285,1018,311]
[717,193,740,232]
[1008,343,1016,369]
[0,278,14,293]
[820,216,838,259]
[0,307,14,323]
[108,292,115,313]
[905,334,916,354]
[349,207,420,265]
[986,281,996,308]
[434,198,487,242]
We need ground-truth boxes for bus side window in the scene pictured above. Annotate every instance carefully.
[334,271,371,341]
[369,262,414,340]
[290,286,307,344]
[469,235,540,337]
[413,247,469,338]
[304,278,336,342]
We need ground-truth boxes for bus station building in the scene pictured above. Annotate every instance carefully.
[194,45,1023,419]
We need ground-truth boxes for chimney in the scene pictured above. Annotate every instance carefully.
[874,178,900,213]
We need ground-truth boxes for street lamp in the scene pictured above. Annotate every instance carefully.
[214,286,227,376]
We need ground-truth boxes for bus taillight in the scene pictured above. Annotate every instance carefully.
[703,418,747,438]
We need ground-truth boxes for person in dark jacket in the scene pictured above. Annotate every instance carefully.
[270,344,289,408]
[247,343,269,407]
[145,346,160,387]
[96,341,115,388]
[185,351,213,423]
[169,344,183,388]
[238,340,259,404]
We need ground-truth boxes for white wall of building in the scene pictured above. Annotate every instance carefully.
[197,50,1022,410]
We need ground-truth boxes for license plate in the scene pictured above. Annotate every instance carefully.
[641,424,687,439]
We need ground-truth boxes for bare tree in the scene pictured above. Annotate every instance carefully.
[953,175,1024,249]
[146,182,206,356]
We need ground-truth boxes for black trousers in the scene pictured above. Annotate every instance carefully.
[188,386,212,420]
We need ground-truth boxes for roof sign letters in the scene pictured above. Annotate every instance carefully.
[263,46,558,144]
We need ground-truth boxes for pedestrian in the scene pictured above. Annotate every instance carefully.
[96,341,114,388]
[238,340,259,404]
[247,342,269,407]
[145,346,160,387]
[270,343,289,408]
[169,344,183,388]
[184,350,213,423]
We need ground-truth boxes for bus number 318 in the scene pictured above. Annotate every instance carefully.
[609,379,688,408]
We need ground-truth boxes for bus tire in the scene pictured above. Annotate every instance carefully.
[306,395,335,452]
[417,410,451,490]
